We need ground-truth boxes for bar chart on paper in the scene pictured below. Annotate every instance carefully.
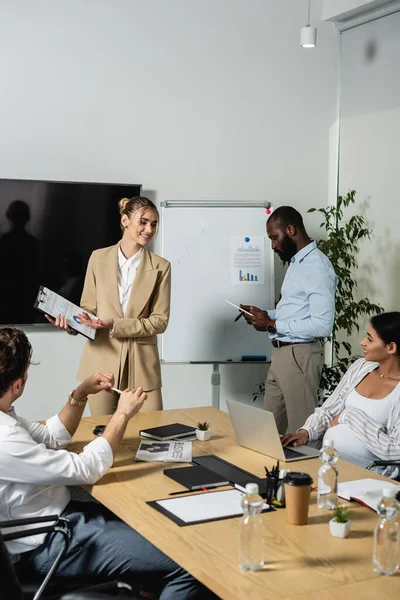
[161,204,274,362]
[239,271,259,282]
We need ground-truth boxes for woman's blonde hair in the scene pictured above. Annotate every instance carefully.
[118,196,158,231]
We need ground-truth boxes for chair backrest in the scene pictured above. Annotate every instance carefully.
[0,532,23,600]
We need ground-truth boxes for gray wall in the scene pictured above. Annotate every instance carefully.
[0,0,338,419]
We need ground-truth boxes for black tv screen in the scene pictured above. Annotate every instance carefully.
[0,178,141,324]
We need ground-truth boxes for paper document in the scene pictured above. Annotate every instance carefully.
[338,478,400,512]
[230,236,265,285]
[34,286,97,340]
[156,489,269,524]
[135,440,192,463]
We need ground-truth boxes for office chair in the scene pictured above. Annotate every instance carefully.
[0,515,140,599]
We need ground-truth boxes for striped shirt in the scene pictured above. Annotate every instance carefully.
[302,358,400,477]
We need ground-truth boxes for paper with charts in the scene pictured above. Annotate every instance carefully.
[231,236,265,284]
[135,440,192,463]
[34,286,97,340]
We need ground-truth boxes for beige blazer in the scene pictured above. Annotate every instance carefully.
[77,245,171,391]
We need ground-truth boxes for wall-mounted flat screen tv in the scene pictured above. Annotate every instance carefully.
[0,178,141,324]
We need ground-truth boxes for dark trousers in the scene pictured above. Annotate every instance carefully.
[21,501,215,600]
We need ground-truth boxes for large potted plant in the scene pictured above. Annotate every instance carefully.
[308,190,383,402]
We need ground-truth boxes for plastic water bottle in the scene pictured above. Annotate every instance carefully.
[373,488,399,576]
[317,439,338,509]
[239,483,264,571]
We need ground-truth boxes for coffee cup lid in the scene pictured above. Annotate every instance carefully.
[283,472,313,486]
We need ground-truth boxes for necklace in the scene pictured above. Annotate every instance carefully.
[379,370,400,380]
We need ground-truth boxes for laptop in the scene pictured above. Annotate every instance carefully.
[226,399,320,462]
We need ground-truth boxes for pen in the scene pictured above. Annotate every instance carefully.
[234,313,244,323]
[264,467,270,477]
[111,387,123,394]
[168,488,211,496]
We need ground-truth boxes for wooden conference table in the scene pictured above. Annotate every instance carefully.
[69,407,399,600]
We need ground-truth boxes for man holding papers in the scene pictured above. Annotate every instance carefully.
[0,327,213,599]
[242,206,337,434]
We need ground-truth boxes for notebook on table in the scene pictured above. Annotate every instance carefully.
[164,465,230,491]
[338,478,400,512]
[139,423,197,441]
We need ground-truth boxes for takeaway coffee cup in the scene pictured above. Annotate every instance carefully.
[283,472,313,525]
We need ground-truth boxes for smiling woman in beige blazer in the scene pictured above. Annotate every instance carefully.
[47,197,171,415]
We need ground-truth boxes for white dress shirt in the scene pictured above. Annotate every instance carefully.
[0,407,113,555]
[117,246,142,316]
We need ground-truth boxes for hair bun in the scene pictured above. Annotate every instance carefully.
[118,197,129,212]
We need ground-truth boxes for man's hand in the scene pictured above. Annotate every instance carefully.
[241,305,274,331]
[77,371,115,399]
[281,429,309,447]
[78,312,113,330]
[115,387,147,421]
[329,413,342,428]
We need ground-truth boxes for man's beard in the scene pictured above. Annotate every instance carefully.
[276,236,297,262]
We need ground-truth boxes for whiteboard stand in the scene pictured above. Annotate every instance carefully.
[211,363,221,409]
[184,360,271,409]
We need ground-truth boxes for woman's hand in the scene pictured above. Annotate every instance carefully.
[78,312,113,330]
[281,429,309,447]
[45,313,73,334]
[329,412,342,428]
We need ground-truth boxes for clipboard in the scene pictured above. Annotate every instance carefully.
[147,488,273,527]
[34,286,97,340]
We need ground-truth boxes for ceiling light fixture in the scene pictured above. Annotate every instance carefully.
[301,0,317,49]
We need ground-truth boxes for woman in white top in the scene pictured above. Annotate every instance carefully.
[282,312,400,475]
[46,197,171,416]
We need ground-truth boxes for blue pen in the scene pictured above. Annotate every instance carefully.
[234,313,244,323]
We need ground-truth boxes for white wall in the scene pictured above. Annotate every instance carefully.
[323,0,398,21]
[0,0,338,419]
[338,11,400,349]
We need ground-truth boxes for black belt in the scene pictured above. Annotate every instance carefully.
[272,340,316,349]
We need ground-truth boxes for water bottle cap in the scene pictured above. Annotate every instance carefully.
[382,488,396,498]
[245,483,259,494]
[323,439,334,448]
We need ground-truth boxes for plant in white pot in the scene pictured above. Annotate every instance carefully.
[329,505,351,538]
[196,421,212,441]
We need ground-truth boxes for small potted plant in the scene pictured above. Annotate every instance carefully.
[195,421,212,441]
[329,505,351,538]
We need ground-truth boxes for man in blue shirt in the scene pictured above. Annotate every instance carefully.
[242,206,337,434]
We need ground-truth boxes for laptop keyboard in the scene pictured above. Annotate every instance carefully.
[283,447,307,460]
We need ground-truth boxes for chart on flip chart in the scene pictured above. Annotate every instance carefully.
[161,203,275,362]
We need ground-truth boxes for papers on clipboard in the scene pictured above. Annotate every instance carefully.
[148,489,272,526]
[34,286,97,340]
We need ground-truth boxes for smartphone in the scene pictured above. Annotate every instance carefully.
[93,425,106,436]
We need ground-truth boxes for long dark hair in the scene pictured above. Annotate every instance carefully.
[371,312,400,355]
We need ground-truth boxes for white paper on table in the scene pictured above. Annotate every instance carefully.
[338,478,400,512]
[156,489,269,524]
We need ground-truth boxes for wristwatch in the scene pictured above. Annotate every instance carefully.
[68,390,88,407]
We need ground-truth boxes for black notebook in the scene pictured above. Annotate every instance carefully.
[164,465,230,491]
[139,423,196,441]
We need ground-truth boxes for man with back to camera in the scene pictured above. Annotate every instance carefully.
[241,206,337,435]
[0,327,214,600]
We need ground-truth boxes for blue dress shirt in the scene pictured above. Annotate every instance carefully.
[268,241,337,343]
